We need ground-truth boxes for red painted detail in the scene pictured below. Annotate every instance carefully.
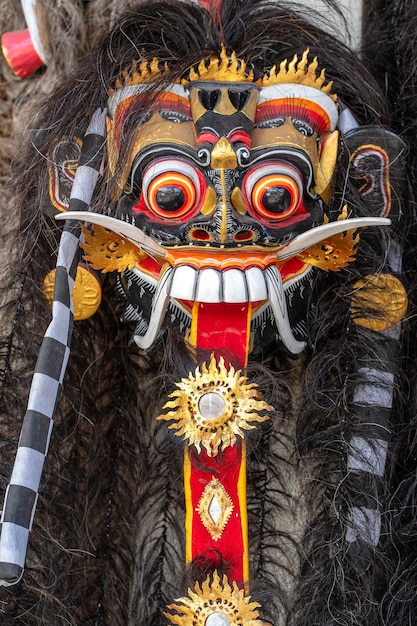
[279,257,306,280]
[137,255,163,278]
[188,444,245,584]
[234,230,255,242]
[189,228,212,241]
[228,130,251,147]
[194,302,250,368]
[197,131,219,145]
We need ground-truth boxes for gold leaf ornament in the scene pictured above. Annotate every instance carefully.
[297,229,359,272]
[43,265,102,321]
[296,208,359,272]
[165,570,264,626]
[351,273,408,331]
[157,355,272,456]
[80,224,146,273]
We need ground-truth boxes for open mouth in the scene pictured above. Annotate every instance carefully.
[141,260,307,355]
[56,210,391,356]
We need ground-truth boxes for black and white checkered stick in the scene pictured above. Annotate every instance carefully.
[0,108,107,586]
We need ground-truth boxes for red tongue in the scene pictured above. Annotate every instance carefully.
[191,302,252,368]
[186,301,252,587]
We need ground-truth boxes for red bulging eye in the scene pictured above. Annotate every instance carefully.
[154,185,186,212]
[243,163,303,223]
[137,159,205,222]
[147,171,196,218]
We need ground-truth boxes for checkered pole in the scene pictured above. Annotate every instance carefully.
[0,108,107,586]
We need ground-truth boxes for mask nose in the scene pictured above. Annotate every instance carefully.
[210,136,238,170]
[210,137,237,244]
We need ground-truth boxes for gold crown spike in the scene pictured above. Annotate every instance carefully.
[261,48,336,101]
[108,57,170,94]
[185,44,255,84]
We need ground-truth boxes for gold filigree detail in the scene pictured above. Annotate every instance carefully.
[351,273,408,331]
[297,207,358,271]
[157,355,272,456]
[80,225,146,272]
[165,571,264,626]
[261,48,337,100]
[297,230,359,271]
[43,265,102,321]
[196,478,234,541]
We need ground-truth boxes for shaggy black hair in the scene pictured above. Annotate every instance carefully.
[0,1,411,625]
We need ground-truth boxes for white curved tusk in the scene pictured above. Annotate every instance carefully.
[56,211,167,260]
[265,266,306,355]
[133,267,173,351]
[277,217,391,261]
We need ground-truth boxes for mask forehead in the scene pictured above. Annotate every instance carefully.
[107,83,197,193]
[190,82,259,135]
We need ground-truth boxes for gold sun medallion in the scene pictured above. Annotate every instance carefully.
[157,355,272,456]
[165,570,264,626]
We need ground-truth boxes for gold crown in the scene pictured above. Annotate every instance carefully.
[108,57,170,94]
[109,47,336,99]
[183,44,255,84]
[261,49,336,100]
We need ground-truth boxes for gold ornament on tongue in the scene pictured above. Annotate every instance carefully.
[165,570,264,626]
[157,355,272,456]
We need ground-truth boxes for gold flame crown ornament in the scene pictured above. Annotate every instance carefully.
[108,46,337,100]
[185,45,255,83]
[109,57,170,94]
[261,48,336,99]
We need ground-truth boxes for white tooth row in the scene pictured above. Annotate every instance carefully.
[168,265,270,303]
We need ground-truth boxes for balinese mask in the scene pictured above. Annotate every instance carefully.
[72,48,386,364]
[0,10,408,625]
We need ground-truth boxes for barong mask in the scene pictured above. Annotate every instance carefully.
[0,9,408,623]
[60,48,388,359]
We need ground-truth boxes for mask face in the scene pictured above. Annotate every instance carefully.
[99,49,340,357]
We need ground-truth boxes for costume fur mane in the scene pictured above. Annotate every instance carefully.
[0,1,415,624]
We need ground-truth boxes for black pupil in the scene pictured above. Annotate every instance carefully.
[155,186,185,211]
[262,186,291,213]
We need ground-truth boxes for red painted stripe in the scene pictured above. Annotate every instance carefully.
[188,445,245,583]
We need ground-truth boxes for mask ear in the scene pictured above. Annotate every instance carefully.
[344,126,407,220]
[48,136,82,214]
